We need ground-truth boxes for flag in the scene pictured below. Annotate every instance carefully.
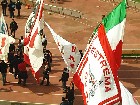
[101,0,127,70]
[73,24,122,105]
[0,13,8,35]
[73,0,139,105]
[0,33,15,61]
[24,0,44,83]
[120,82,139,105]
[45,22,81,73]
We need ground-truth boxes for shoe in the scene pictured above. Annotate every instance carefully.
[40,83,43,85]
[18,82,21,84]
[23,84,26,86]
[63,91,67,93]
[15,77,18,79]
[45,84,50,86]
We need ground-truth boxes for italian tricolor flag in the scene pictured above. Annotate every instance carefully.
[73,0,127,105]
[101,0,126,71]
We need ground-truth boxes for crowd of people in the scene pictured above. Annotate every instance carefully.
[0,1,84,104]
[1,0,22,17]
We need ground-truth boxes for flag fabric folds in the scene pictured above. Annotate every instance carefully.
[120,82,139,105]
[0,13,15,61]
[24,0,44,83]
[74,24,122,105]
[45,22,81,73]
[0,33,15,61]
[73,0,128,104]
[0,13,8,35]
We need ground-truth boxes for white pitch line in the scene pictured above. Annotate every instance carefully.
[50,75,60,78]
[48,48,57,50]
[34,103,45,104]
[52,93,65,96]
[21,102,30,104]
[0,100,6,101]
[9,101,18,102]
[22,92,31,94]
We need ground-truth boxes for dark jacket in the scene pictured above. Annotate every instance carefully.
[0,61,8,73]
[1,0,8,8]
[43,68,49,79]
[8,52,14,63]
[66,89,75,102]
[10,21,18,30]
[12,55,22,68]
[60,72,69,82]
[9,43,15,52]
[16,0,22,9]
[8,1,15,11]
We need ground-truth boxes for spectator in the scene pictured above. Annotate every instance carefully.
[8,50,14,74]
[44,50,52,72]
[66,82,75,105]
[42,34,47,48]
[1,0,8,16]
[20,36,24,45]
[17,39,23,58]
[18,60,28,86]
[60,97,69,105]
[8,0,15,18]
[16,0,22,16]
[40,62,50,86]
[79,50,83,61]
[9,42,15,52]
[10,18,18,38]
[12,53,22,79]
[0,60,8,86]
[102,15,105,19]
[59,68,69,93]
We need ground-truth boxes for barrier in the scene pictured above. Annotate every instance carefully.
[127,0,135,8]
[58,7,63,14]
[122,49,140,54]
[44,4,52,11]
[122,49,140,58]
[62,8,72,16]
[71,10,82,18]
[135,2,140,10]
[51,5,60,13]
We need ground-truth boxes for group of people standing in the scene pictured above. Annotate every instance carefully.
[1,0,22,17]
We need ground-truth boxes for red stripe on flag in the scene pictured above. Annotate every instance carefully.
[39,2,43,20]
[24,53,30,65]
[0,49,2,54]
[24,53,40,83]
[1,37,6,47]
[73,54,88,105]
[30,67,40,83]
[29,28,38,48]
[73,72,87,105]
[98,24,122,104]
[113,41,123,71]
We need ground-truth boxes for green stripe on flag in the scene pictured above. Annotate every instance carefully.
[93,0,126,34]
[102,0,126,32]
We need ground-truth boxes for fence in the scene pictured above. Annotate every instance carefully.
[20,0,83,18]
[99,0,140,10]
